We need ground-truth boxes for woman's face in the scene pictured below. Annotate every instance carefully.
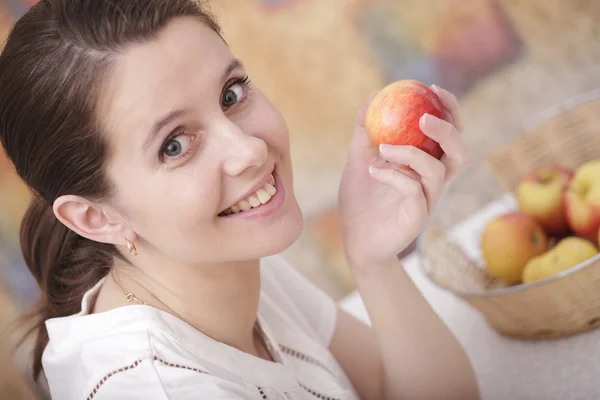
[98,17,303,264]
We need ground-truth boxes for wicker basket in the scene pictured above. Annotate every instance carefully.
[419,88,600,340]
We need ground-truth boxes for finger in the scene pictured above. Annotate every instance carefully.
[349,92,380,161]
[430,84,463,132]
[419,113,470,179]
[371,157,421,180]
[356,91,379,127]
[379,145,446,210]
[369,166,430,221]
[369,165,423,196]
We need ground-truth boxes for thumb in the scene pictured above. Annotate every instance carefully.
[356,91,379,128]
[349,91,378,159]
[399,194,429,238]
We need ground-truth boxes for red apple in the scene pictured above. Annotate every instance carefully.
[516,165,574,236]
[564,160,600,242]
[365,80,452,159]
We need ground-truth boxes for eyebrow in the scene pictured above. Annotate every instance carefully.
[143,58,245,151]
[222,58,244,83]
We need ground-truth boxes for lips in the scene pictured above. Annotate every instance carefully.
[218,169,277,217]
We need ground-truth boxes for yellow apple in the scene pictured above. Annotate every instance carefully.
[481,212,548,285]
[517,165,574,236]
[564,160,600,242]
[522,236,598,284]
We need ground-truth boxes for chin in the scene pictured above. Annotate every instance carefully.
[269,203,304,254]
[251,200,304,259]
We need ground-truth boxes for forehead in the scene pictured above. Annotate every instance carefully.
[98,17,230,142]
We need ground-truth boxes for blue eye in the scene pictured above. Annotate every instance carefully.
[164,137,184,157]
[222,83,244,108]
[221,76,251,110]
[160,132,195,164]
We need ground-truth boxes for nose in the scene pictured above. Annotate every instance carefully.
[215,118,268,177]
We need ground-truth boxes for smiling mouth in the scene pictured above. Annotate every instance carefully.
[218,173,277,217]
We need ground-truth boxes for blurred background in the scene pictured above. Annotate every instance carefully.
[1,0,600,398]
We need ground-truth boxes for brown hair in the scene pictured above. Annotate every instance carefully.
[0,0,220,380]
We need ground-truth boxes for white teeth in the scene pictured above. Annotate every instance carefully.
[257,189,271,204]
[220,173,278,216]
[265,183,276,196]
[239,200,251,211]
[248,195,261,208]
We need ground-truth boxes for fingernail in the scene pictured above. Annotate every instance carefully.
[422,113,438,128]
[379,143,390,154]
[430,84,442,94]
[369,166,381,176]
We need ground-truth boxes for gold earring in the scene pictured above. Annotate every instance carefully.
[125,239,137,256]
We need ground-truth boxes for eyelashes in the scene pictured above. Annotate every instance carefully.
[157,74,253,165]
[230,74,251,88]
[221,75,252,109]
[158,129,197,164]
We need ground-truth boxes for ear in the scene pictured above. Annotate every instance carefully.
[53,195,135,246]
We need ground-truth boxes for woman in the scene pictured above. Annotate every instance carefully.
[0,0,479,399]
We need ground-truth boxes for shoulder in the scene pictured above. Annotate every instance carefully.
[43,309,259,400]
[84,356,257,400]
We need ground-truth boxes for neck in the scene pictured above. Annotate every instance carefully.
[110,254,263,356]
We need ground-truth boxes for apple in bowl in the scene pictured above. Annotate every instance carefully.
[564,160,600,242]
[522,236,598,284]
[481,212,548,285]
[517,165,574,237]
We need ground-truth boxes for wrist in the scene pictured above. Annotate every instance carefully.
[345,252,402,279]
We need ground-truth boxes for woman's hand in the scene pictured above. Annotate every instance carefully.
[335,87,480,400]
[338,85,470,272]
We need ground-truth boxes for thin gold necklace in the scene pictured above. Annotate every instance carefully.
[111,268,148,305]
[110,268,182,318]
[109,269,275,361]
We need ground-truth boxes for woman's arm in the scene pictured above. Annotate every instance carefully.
[330,266,479,400]
[332,85,480,400]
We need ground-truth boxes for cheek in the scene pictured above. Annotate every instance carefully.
[251,92,290,150]
[115,170,218,235]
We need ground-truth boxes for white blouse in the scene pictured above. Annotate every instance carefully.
[42,255,360,399]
